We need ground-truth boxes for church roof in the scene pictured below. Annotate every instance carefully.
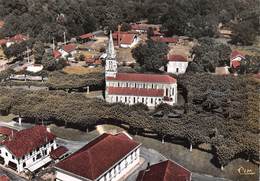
[108,87,164,97]
[168,55,187,62]
[107,73,176,84]
[136,160,191,181]
[55,133,140,180]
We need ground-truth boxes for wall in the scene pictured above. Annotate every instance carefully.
[167,61,188,75]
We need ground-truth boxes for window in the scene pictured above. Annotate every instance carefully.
[23,162,26,167]
[134,83,137,88]
[50,140,54,144]
[116,96,118,102]
[172,88,174,95]
[30,152,32,156]
[125,97,127,103]
[12,155,14,159]
[151,98,153,104]
[33,157,35,162]
[126,83,128,87]
[133,97,136,103]
[22,156,25,160]
[5,152,8,157]
[151,84,154,88]
[142,98,144,103]
[143,84,145,88]
[176,68,179,73]
[36,154,41,160]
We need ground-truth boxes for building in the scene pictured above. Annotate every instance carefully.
[55,132,141,181]
[59,44,77,58]
[167,55,188,75]
[130,23,161,34]
[230,50,245,69]
[6,34,29,48]
[78,33,95,43]
[151,37,178,44]
[50,146,69,162]
[113,32,139,48]
[136,160,191,181]
[105,32,177,108]
[0,125,57,173]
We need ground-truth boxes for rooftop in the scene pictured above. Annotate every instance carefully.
[137,160,191,181]
[168,55,187,62]
[2,125,56,158]
[107,73,176,84]
[55,133,140,180]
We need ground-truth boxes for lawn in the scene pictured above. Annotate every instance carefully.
[0,114,16,122]
[62,66,103,75]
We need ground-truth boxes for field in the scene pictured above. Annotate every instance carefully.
[62,66,103,75]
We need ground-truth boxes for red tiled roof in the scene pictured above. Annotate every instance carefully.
[0,39,7,46]
[0,175,9,181]
[113,32,136,45]
[9,34,28,42]
[107,73,176,84]
[108,87,164,97]
[230,50,245,60]
[2,125,56,158]
[168,55,187,62]
[152,37,178,43]
[231,60,241,69]
[137,160,191,181]
[131,24,149,31]
[0,127,17,137]
[63,44,77,53]
[79,33,94,40]
[53,50,62,59]
[55,133,140,180]
[50,146,68,160]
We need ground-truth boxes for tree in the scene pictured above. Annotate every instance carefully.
[231,20,258,45]
[189,38,231,73]
[132,39,169,72]
[33,41,45,64]
[120,22,131,32]
[41,52,57,71]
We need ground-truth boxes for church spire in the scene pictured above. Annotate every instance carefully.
[107,31,116,59]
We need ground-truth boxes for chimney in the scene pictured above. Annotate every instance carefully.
[118,24,121,47]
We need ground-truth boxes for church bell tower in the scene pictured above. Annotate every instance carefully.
[105,31,117,78]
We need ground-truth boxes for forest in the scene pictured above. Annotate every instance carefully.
[0,74,259,169]
[0,0,259,45]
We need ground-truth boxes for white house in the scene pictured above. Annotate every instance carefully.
[167,55,188,75]
[59,44,77,58]
[113,32,139,48]
[55,132,141,181]
[0,125,57,173]
[105,32,177,108]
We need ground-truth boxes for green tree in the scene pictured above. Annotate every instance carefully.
[132,39,169,72]
[41,52,57,71]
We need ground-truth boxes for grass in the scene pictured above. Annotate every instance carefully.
[0,114,16,122]
[62,66,103,75]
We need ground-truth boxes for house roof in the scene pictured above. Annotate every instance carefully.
[50,146,69,160]
[230,50,245,60]
[0,127,18,137]
[55,133,140,180]
[0,39,7,46]
[53,50,62,59]
[2,125,56,158]
[0,175,9,181]
[9,34,29,42]
[136,160,191,181]
[152,37,178,44]
[107,73,176,84]
[79,33,94,40]
[231,60,241,69]
[108,87,164,97]
[168,55,187,62]
[63,44,77,53]
[112,32,136,45]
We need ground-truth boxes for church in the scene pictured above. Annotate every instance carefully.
[105,32,177,108]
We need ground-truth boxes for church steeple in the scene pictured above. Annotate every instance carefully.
[105,31,117,78]
[107,31,116,59]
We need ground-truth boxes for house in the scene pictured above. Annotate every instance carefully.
[113,32,139,48]
[136,160,192,181]
[0,125,57,173]
[79,33,95,43]
[55,132,141,181]
[59,44,77,58]
[131,24,161,34]
[230,50,245,69]
[6,34,29,48]
[167,55,188,75]
[53,50,62,60]
[151,37,178,44]
[105,32,177,108]
[26,64,44,73]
